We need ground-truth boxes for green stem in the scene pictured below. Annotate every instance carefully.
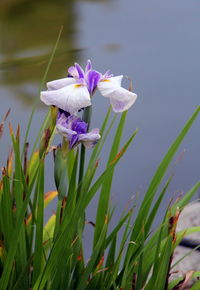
[53,199,63,240]
[21,27,63,161]
[78,107,92,196]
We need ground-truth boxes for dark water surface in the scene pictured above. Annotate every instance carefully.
[0,0,200,254]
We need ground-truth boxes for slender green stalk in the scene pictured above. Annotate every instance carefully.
[78,106,92,195]
[22,26,63,159]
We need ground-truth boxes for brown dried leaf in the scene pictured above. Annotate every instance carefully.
[0,109,11,140]
[172,270,195,290]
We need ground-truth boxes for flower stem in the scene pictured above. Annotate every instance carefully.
[78,106,92,197]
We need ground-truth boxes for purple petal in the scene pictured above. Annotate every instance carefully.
[86,70,101,94]
[71,118,88,134]
[102,70,113,80]
[75,63,85,78]
[56,120,75,138]
[68,66,79,78]
[85,60,92,72]
[70,134,79,149]
[79,128,101,148]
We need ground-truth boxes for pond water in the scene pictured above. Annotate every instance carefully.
[0,0,200,253]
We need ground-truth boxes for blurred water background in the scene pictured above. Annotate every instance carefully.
[0,0,199,255]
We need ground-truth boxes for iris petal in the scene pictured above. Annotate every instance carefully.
[79,129,101,148]
[56,125,75,139]
[97,75,123,96]
[86,70,101,94]
[75,63,85,78]
[98,75,137,112]
[85,59,92,72]
[40,84,91,114]
[109,88,137,113]
[56,113,100,149]
[47,77,76,90]
[68,66,79,78]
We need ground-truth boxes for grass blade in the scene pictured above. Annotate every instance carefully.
[32,160,45,285]
[93,112,128,248]
[134,106,199,239]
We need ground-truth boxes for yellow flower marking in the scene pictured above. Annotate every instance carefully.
[101,79,111,82]
[74,84,84,88]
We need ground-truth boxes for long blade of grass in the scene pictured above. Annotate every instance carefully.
[85,129,138,208]
[86,106,115,173]
[173,181,200,211]
[145,177,172,234]
[105,210,133,247]
[1,173,13,248]
[32,160,45,285]
[22,27,63,159]
[126,106,200,262]
[93,112,128,248]
[153,235,173,290]
[10,128,28,286]
[76,223,108,290]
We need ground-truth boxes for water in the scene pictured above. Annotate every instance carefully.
[0,0,200,253]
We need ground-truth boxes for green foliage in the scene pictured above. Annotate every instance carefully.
[0,37,199,288]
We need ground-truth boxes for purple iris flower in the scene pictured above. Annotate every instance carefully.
[40,60,137,114]
[56,111,101,149]
[68,60,102,95]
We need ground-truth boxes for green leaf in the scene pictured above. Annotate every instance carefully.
[93,111,129,247]
[146,177,172,235]
[135,224,145,290]
[173,181,200,212]
[191,280,200,290]
[23,27,63,159]
[76,223,108,290]
[32,160,45,285]
[85,129,138,208]
[125,106,200,265]
[133,106,200,239]
[86,108,116,173]
[0,168,40,289]
[1,174,13,248]
[153,235,172,290]
[105,210,133,248]
[33,131,137,290]
[78,106,92,196]
[54,147,68,199]
[43,214,56,246]
[106,237,117,270]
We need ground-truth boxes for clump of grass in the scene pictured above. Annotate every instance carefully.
[0,32,200,289]
[0,103,199,289]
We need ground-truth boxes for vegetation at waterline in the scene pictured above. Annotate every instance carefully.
[0,33,200,290]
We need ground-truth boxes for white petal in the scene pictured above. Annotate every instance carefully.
[109,88,137,113]
[47,78,76,90]
[56,124,75,139]
[98,75,137,112]
[40,84,91,114]
[79,129,101,148]
[112,75,123,86]
[97,75,123,97]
